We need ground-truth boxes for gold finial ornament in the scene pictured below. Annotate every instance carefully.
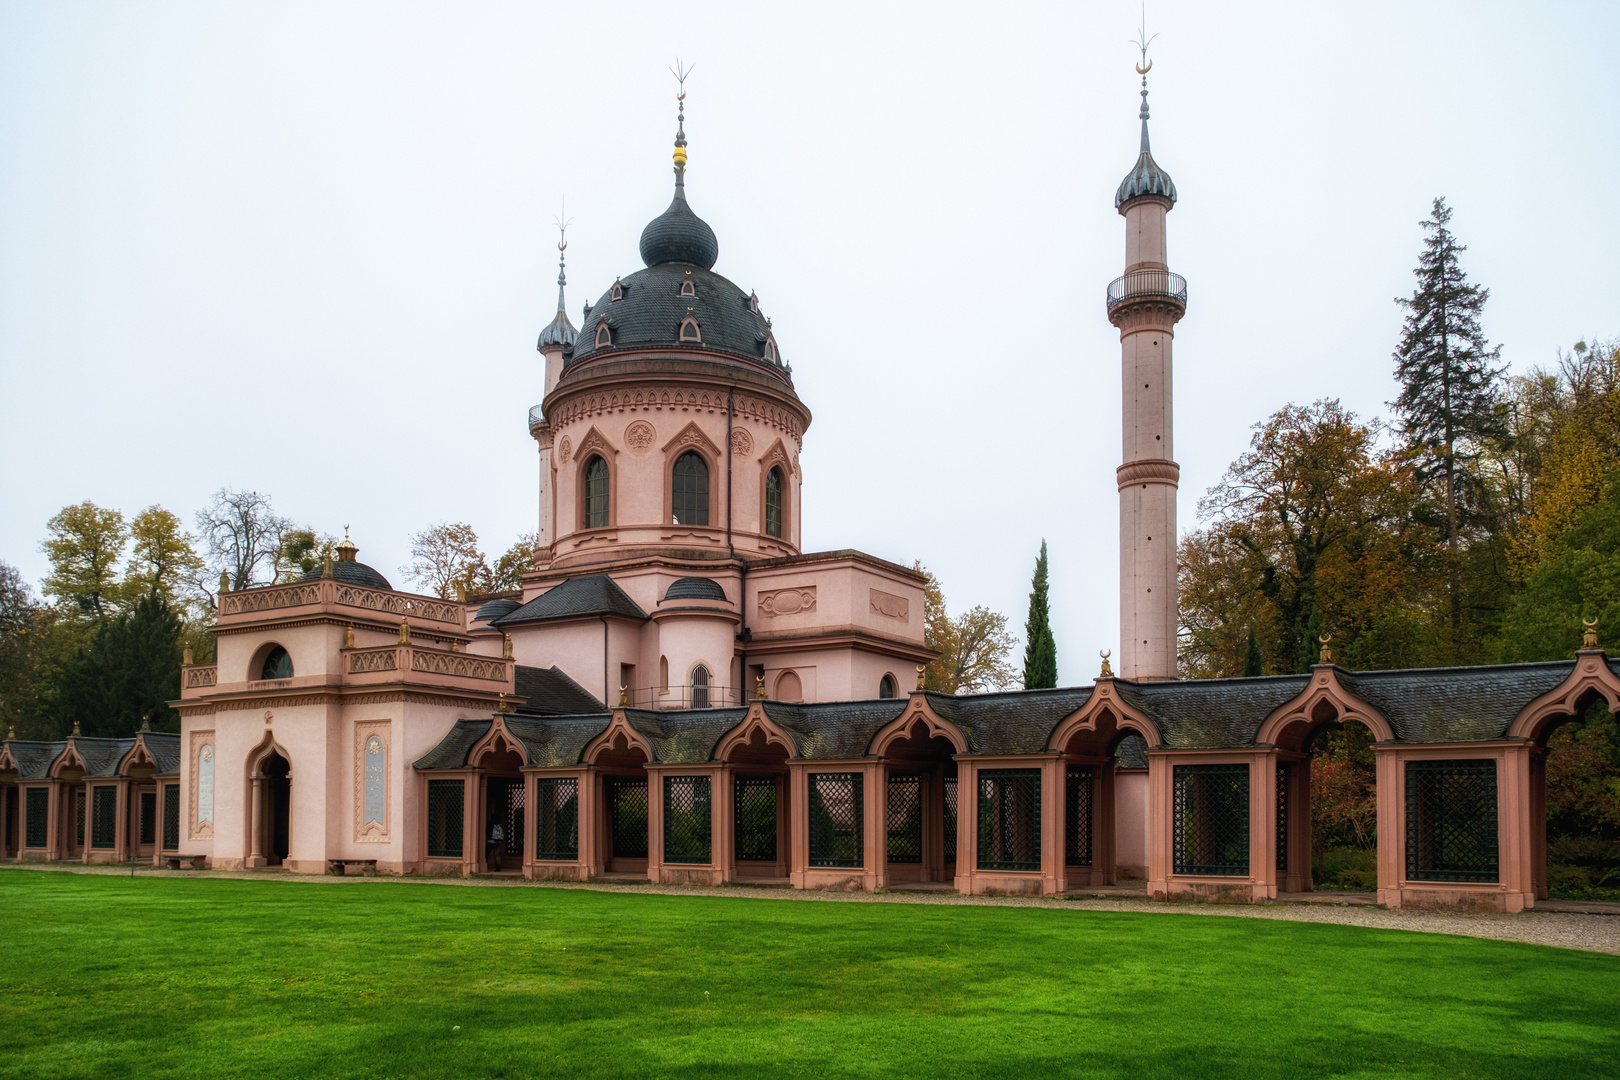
[1099,649,1114,678]
[218,570,230,595]
[72,721,81,737]
[669,58,693,174]
[182,646,194,666]
[344,625,355,649]
[619,684,629,707]
[322,550,334,579]
[455,582,465,603]
[756,674,766,700]
[1583,617,1600,649]
[1319,634,1334,665]
[498,692,508,714]
[502,633,513,660]
[915,665,928,691]
[399,617,411,645]
[450,640,461,653]
[140,719,151,733]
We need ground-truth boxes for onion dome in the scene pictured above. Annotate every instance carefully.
[300,534,391,590]
[537,232,577,350]
[637,90,718,270]
[663,576,727,601]
[1115,80,1177,208]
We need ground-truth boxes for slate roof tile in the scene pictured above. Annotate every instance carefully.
[494,576,648,625]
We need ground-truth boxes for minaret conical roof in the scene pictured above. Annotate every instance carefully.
[1115,78,1177,208]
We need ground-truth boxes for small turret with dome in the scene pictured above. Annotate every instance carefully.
[300,529,392,590]
[564,70,786,374]
[537,216,578,351]
[1115,55,1177,208]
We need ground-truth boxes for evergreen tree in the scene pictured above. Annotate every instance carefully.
[54,594,183,736]
[1391,198,1507,639]
[1022,540,1058,689]
[1243,625,1263,677]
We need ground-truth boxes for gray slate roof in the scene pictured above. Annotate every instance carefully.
[566,262,785,372]
[298,559,392,590]
[759,700,911,760]
[71,737,136,777]
[1123,676,1310,750]
[493,576,648,626]
[473,597,521,623]
[664,577,727,602]
[141,732,182,775]
[504,715,612,768]
[925,688,1094,756]
[7,741,65,780]
[514,665,603,716]
[1344,662,1576,743]
[413,720,492,770]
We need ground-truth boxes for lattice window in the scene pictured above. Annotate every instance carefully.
[75,790,85,847]
[139,791,156,845]
[584,456,610,529]
[808,773,863,868]
[943,775,958,861]
[90,786,117,849]
[163,784,180,850]
[1276,764,1290,873]
[1405,759,1498,883]
[978,769,1042,871]
[427,779,464,858]
[734,775,777,862]
[663,776,712,864]
[673,451,710,527]
[765,467,784,538]
[1173,764,1250,876]
[534,778,580,861]
[503,782,525,857]
[1065,766,1094,867]
[25,788,47,848]
[886,773,923,864]
[607,776,649,859]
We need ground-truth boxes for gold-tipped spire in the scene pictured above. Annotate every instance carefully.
[337,525,357,563]
[670,59,693,176]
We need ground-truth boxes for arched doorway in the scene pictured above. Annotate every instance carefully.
[590,732,649,877]
[261,753,291,867]
[722,725,790,881]
[1527,692,1620,903]
[477,746,524,873]
[1055,711,1147,889]
[1272,701,1380,895]
[876,718,960,886]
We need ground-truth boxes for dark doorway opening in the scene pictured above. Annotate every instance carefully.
[263,752,291,866]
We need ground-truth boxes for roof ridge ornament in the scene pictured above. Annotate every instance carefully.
[1583,616,1600,650]
[1099,649,1114,679]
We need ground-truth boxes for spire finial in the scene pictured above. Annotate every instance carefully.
[1131,6,1159,153]
[553,200,572,314]
[669,59,694,183]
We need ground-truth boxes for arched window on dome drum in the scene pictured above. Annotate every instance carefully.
[690,665,711,709]
[594,322,612,348]
[680,278,695,297]
[679,316,701,343]
[260,645,293,681]
[583,456,610,529]
[765,467,784,538]
[672,451,709,526]
[879,674,896,699]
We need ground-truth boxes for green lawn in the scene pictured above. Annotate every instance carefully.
[1,871,1616,1079]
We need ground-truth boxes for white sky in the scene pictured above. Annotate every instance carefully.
[2,2,1616,685]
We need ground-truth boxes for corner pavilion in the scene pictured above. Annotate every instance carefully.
[0,75,1597,913]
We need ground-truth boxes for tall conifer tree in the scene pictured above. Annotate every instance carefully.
[1022,541,1058,689]
[1391,198,1506,636]
[1243,625,1263,677]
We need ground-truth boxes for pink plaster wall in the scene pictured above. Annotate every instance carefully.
[1113,769,1148,877]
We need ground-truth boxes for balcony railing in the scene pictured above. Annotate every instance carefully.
[528,404,545,429]
[619,684,748,711]
[1106,269,1188,312]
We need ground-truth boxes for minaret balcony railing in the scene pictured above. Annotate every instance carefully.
[1106,269,1188,312]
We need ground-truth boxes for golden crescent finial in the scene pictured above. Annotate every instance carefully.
[1135,59,1152,75]
[1100,648,1111,659]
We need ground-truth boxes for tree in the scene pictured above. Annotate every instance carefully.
[915,562,1017,694]
[40,501,128,619]
[125,506,205,605]
[55,593,184,737]
[1243,625,1263,677]
[485,534,537,594]
[406,522,485,599]
[1391,198,1507,637]
[0,563,46,736]
[1021,540,1058,689]
[195,488,292,600]
[276,528,338,580]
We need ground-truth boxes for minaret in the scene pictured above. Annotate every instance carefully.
[535,214,577,559]
[1108,47,1185,681]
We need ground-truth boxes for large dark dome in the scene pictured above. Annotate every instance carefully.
[300,559,391,590]
[567,262,783,370]
[638,187,719,270]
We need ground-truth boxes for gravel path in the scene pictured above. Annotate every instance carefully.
[10,863,1619,957]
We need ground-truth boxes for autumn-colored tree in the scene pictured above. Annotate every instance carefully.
[915,562,1017,694]
[406,522,486,599]
[125,507,205,605]
[40,501,129,619]
[484,534,537,594]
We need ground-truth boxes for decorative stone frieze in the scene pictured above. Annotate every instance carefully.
[759,587,816,617]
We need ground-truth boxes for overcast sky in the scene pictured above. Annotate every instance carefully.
[2,2,1616,685]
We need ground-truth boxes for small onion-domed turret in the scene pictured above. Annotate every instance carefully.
[1115,84,1177,208]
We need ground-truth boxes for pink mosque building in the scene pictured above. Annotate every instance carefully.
[1,73,1610,912]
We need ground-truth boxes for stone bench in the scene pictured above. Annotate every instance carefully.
[162,854,208,870]
[327,859,378,876]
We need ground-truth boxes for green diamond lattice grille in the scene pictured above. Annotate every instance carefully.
[163,784,179,850]
[1173,764,1249,876]
[734,775,777,862]
[607,776,649,859]
[91,786,116,849]
[25,788,47,848]
[1276,764,1290,873]
[808,773,863,868]
[978,769,1042,871]
[139,791,156,845]
[1065,766,1094,867]
[427,779,464,858]
[943,775,958,861]
[534,777,579,861]
[887,773,923,864]
[663,775,712,864]
[1405,759,1499,883]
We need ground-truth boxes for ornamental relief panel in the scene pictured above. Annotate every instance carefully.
[353,720,391,843]
[411,650,508,682]
[624,420,656,452]
[869,590,910,621]
[758,587,816,617]
[332,586,459,623]
[349,650,398,675]
[189,731,215,841]
[220,584,319,616]
[559,436,573,464]
[730,428,754,458]
[186,666,217,688]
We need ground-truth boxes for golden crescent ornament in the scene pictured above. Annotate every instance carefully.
[1135,59,1152,75]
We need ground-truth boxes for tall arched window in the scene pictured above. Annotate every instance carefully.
[765,467,784,538]
[260,645,293,680]
[672,451,709,526]
[878,674,896,699]
[583,456,610,529]
[690,665,711,709]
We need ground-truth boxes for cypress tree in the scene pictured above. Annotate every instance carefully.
[1022,540,1058,689]
[1243,625,1263,677]
[1391,198,1506,638]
